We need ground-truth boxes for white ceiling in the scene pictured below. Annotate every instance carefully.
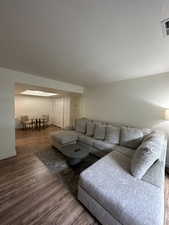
[15,83,81,97]
[0,0,169,87]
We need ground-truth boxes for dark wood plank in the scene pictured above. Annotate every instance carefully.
[0,126,99,225]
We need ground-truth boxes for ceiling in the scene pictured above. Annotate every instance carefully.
[0,0,169,87]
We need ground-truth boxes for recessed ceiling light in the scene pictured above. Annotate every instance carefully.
[21,90,58,97]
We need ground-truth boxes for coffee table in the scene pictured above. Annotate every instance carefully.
[59,143,91,166]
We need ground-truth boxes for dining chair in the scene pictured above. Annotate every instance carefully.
[42,115,49,128]
[21,116,32,129]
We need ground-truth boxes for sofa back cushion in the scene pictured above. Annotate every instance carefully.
[94,124,106,140]
[75,118,87,134]
[131,132,164,179]
[105,126,120,144]
[86,122,95,137]
[120,127,145,149]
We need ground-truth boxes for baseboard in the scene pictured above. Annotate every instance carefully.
[0,150,16,161]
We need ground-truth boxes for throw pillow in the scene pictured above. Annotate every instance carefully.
[94,124,106,140]
[131,134,163,179]
[120,127,144,149]
[86,122,95,137]
[105,126,120,144]
[75,119,87,134]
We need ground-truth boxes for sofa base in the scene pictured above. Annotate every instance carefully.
[78,186,121,225]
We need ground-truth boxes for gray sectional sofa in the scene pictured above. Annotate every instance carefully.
[50,118,167,225]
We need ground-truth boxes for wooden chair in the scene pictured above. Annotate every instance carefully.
[42,115,49,128]
[31,118,36,129]
[39,118,45,129]
[21,116,32,129]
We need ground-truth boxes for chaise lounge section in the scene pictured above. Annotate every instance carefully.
[50,118,167,225]
[78,143,166,225]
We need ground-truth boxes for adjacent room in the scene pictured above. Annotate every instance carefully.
[0,1,169,225]
[15,83,81,130]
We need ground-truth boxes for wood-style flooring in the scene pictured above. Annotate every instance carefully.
[0,126,168,225]
[0,127,98,225]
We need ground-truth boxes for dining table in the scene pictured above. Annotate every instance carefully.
[31,117,46,129]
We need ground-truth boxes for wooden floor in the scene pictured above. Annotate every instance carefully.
[0,127,98,225]
[0,126,168,225]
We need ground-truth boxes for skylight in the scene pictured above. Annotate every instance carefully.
[21,90,58,97]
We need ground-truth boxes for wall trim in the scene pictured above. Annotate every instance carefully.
[0,150,16,161]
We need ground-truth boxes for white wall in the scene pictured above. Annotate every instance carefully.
[0,76,16,160]
[83,73,169,127]
[15,95,53,128]
[0,67,83,160]
[82,72,169,166]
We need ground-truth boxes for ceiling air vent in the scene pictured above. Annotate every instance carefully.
[161,18,169,37]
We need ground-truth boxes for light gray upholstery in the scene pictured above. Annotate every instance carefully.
[94,124,106,140]
[50,130,79,145]
[113,145,135,159]
[86,122,95,137]
[120,127,144,149]
[79,150,165,225]
[50,118,166,225]
[75,118,87,134]
[143,131,165,160]
[142,160,164,188]
[78,135,95,146]
[105,126,120,144]
[78,186,121,225]
[93,140,115,151]
[131,133,164,179]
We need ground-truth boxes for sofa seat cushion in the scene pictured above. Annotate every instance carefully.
[79,151,164,225]
[50,130,79,145]
[93,140,115,151]
[113,145,135,159]
[78,135,95,146]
